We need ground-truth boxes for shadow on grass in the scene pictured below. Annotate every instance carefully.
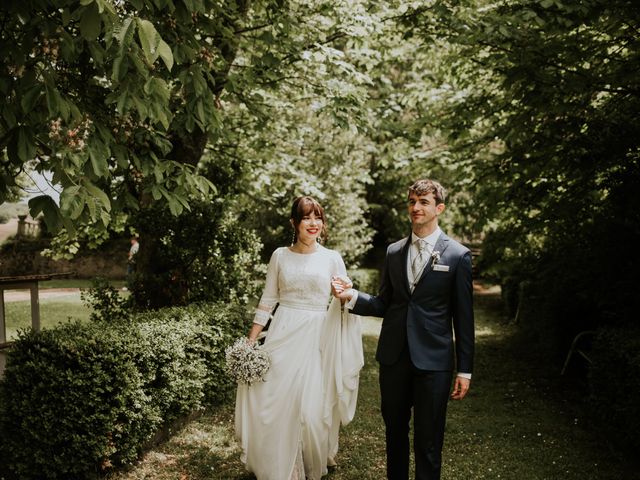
[444,290,638,480]
[109,290,639,479]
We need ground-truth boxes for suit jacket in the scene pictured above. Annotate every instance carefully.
[352,232,474,372]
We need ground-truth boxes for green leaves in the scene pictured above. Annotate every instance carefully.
[1,0,389,263]
[87,137,110,177]
[109,17,175,132]
[59,185,85,220]
[6,127,36,163]
[398,0,640,358]
[136,19,174,71]
[112,18,136,82]
[29,195,64,232]
[20,85,42,113]
[0,302,247,477]
[80,2,101,41]
[112,17,173,86]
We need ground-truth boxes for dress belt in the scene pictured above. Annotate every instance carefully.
[279,301,328,312]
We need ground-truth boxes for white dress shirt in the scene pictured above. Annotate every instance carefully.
[407,228,442,290]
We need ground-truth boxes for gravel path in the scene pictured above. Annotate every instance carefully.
[0,218,18,242]
[2,288,81,303]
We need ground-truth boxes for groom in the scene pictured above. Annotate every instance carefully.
[333,178,474,480]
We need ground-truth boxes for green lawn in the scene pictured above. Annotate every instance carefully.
[106,290,637,480]
[1,279,126,342]
[3,293,91,341]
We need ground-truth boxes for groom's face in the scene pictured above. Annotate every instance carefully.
[408,192,444,230]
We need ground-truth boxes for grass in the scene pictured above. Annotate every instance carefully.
[439,292,634,480]
[2,293,91,341]
[106,289,639,480]
[1,280,127,342]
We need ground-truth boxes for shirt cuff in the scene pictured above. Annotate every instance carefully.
[345,289,358,310]
[457,372,472,380]
[253,309,271,326]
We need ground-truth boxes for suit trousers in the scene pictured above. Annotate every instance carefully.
[379,345,452,480]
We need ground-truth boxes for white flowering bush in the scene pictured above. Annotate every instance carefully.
[225,338,271,385]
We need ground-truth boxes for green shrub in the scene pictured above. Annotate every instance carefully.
[0,301,248,479]
[0,323,151,478]
[129,201,263,309]
[133,302,249,407]
[589,326,640,456]
[81,277,131,322]
[349,268,380,295]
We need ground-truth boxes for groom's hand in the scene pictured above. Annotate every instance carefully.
[450,376,470,400]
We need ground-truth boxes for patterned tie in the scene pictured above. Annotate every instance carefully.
[412,239,428,282]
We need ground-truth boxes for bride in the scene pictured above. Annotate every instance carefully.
[235,196,364,480]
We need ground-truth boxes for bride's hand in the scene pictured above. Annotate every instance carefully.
[331,275,353,297]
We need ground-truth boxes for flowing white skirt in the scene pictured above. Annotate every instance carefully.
[235,299,363,480]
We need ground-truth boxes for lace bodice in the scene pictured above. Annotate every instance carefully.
[257,245,347,313]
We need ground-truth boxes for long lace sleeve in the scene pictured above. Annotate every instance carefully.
[334,252,347,282]
[252,248,281,326]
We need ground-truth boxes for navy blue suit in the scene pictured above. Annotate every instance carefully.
[351,232,474,480]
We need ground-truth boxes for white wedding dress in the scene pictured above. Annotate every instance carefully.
[235,245,364,480]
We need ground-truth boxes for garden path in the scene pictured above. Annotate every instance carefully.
[2,287,80,302]
[107,287,639,480]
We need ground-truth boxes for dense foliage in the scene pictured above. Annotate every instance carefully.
[348,267,380,297]
[129,198,264,308]
[398,0,640,453]
[1,0,216,228]
[358,23,478,253]
[0,301,248,479]
[2,0,638,461]
[4,0,636,313]
[0,0,383,299]
[81,276,130,320]
[400,0,640,329]
[589,326,640,457]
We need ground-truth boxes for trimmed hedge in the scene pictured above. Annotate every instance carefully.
[589,326,640,456]
[0,302,248,479]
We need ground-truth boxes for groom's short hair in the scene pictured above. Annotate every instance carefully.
[408,179,446,205]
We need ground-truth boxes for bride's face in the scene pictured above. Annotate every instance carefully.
[295,212,323,244]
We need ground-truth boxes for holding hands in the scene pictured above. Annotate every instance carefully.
[331,275,354,302]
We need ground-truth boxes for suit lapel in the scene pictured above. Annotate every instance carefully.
[399,236,412,294]
[415,232,450,286]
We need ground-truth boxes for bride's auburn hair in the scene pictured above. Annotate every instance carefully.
[290,196,328,244]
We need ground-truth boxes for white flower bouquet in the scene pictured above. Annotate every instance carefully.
[225,338,271,385]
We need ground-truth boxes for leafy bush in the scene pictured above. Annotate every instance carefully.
[0,323,150,478]
[589,326,640,457]
[133,302,249,407]
[81,277,131,322]
[130,201,264,309]
[349,268,380,296]
[0,302,248,479]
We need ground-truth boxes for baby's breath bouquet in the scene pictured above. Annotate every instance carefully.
[225,338,271,385]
